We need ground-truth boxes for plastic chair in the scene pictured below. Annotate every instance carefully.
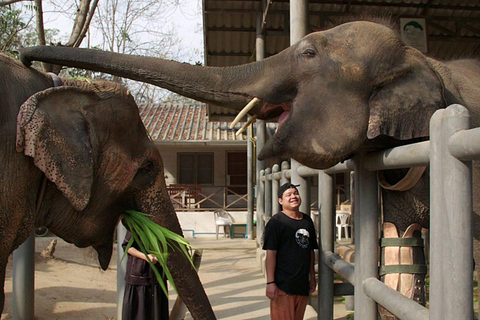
[214,210,234,239]
[336,211,352,240]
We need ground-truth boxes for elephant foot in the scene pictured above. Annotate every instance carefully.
[379,222,427,320]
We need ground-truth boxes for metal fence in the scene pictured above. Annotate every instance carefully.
[167,184,249,211]
[256,104,476,320]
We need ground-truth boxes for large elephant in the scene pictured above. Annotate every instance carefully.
[0,53,215,319]
[19,19,480,316]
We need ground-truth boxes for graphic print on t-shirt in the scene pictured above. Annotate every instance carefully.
[295,229,310,248]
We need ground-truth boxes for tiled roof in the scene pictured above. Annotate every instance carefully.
[139,103,250,141]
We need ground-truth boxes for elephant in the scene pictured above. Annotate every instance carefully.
[0,53,215,319]
[19,19,480,317]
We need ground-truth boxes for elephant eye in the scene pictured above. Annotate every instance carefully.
[132,161,158,189]
[139,161,154,173]
[302,48,316,57]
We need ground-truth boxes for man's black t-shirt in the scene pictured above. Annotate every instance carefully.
[262,211,319,296]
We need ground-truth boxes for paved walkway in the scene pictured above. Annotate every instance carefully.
[172,234,352,319]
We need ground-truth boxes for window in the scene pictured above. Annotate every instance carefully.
[227,151,247,194]
[178,153,214,185]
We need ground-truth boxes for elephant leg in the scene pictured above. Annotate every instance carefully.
[379,222,427,320]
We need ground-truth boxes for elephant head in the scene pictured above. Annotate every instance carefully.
[19,20,452,169]
[2,53,214,319]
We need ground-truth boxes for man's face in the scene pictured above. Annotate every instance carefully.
[279,187,301,211]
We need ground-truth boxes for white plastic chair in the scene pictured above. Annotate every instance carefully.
[336,211,352,240]
[214,210,234,239]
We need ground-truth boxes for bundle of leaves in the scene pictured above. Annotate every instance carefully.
[122,209,194,296]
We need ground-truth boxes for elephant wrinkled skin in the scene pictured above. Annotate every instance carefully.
[0,53,215,319]
[19,19,480,315]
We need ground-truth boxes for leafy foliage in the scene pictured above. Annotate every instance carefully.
[0,4,64,60]
[121,209,194,296]
[0,5,29,56]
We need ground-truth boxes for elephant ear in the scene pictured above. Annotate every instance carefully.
[16,86,97,211]
[367,48,446,141]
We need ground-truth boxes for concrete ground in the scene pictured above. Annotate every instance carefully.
[174,234,353,319]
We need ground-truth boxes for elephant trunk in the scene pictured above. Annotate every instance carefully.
[136,182,216,320]
[19,46,292,115]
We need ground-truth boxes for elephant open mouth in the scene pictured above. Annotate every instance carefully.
[231,97,292,135]
[260,101,292,132]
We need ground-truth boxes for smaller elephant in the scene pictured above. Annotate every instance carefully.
[0,53,215,319]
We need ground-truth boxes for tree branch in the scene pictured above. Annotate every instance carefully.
[73,0,99,47]
[0,0,32,7]
[66,0,90,46]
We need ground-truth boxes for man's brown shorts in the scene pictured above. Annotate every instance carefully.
[270,290,308,320]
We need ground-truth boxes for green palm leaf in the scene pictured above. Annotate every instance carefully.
[121,209,195,296]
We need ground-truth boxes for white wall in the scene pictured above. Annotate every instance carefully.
[177,211,249,236]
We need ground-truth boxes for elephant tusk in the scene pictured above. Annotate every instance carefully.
[229,97,261,129]
[377,166,427,191]
[235,115,258,136]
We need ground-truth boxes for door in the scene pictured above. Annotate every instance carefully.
[226,151,247,195]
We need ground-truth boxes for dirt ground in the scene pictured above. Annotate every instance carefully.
[1,235,330,320]
[3,237,121,320]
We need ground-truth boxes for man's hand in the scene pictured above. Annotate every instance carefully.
[266,283,279,300]
[309,276,317,293]
[146,254,158,264]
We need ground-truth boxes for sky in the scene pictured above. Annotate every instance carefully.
[39,0,204,63]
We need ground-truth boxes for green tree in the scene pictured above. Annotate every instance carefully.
[0,5,31,56]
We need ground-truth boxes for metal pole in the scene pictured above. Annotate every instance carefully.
[290,0,308,43]
[257,169,266,244]
[289,0,310,216]
[281,161,290,184]
[291,159,310,215]
[272,164,281,214]
[318,171,334,320]
[353,154,379,320]
[363,278,429,320]
[255,2,267,245]
[12,234,35,320]
[430,105,473,320]
[116,224,127,320]
[247,116,255,240]
[264,168,272,221]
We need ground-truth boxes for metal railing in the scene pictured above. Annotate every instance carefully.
[167,184,331,211]
[167,184,249,210]
[256,104,476,320]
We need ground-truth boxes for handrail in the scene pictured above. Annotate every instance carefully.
[363,278,429,320]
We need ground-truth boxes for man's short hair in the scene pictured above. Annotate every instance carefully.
[278,183,300,199]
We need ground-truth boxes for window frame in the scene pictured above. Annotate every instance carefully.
[177,152,214,185]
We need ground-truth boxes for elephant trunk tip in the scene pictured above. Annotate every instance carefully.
[18,47,36,67]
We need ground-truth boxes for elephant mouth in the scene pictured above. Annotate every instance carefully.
[260,101,292,129]
[229,97,293,161]
[231,97,292,135]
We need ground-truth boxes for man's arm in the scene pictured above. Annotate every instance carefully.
[127,247,158,264]
[309,250,316,293]
[265,249,279,299]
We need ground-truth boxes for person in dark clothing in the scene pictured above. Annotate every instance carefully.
[263,183,319,320]
[122,230,169,320]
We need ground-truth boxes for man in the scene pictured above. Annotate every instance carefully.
[263,183,318,320]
